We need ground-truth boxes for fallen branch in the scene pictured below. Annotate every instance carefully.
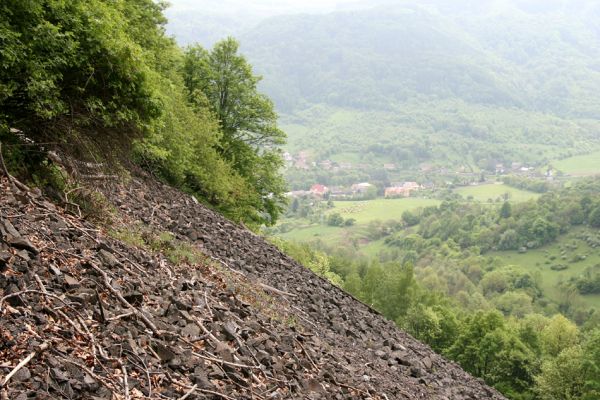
[295,338,318,371]
[88,262,161,337]
[192,352,260,370]
[177,384,197,400]
[60,357,117,393]
[121,364,130,400]
[169,379,236,400]
[0,342,50,388]
[80,174,119,181]
[258,282,296,298]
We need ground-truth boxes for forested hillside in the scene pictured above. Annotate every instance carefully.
[230,1,600,185]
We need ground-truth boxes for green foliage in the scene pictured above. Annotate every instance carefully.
[326,212,344,227]
[535,346,586,400]
[401,210,420,226]
[589,207,600,228]
[581,329,600,398]
[572,266,600,295]
[0,0,164,135]
[447,311,536,394]
[182,38,287,225]
[500,201,512,219]
[503,176,552,193]
[268,237,342,285]
[540,315,580,358]
[0,1,287,227]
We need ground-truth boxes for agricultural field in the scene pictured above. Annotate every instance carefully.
[328,198,439,223]
[490,227,600,309]
[276,197,439,249]
[278,224,345,245]
[454,183,541,203]
[552,150,600,176]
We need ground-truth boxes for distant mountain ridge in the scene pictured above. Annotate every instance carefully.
[240,3,600,117]
[166,0,600,176]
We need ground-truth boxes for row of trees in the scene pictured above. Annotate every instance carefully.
[0,0,287,226]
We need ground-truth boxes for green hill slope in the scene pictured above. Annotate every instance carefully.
[238,2,600,176]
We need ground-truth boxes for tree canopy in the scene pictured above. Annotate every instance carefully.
[0,1,287,227]
[183,38,287,224]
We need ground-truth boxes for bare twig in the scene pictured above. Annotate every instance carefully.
[0,342,50,388]
[60,357,117,392]
[295,339,318,371]
[87,262,161,336]
[95,289,106,323]
[106,311,135,321]
[121,364,130,400]
[170,379,236,400]
[258,282,296,298]
[193,317,223,348]
[33,274,47,295]
[177,384,197,400]
[204,289,213,319]
[192,352,260,370]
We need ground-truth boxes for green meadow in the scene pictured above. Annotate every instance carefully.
[277,197,440,248]
[454,183,541,203]
[490,227,600,309]
[328,198,440,223]
[552,151,600,176]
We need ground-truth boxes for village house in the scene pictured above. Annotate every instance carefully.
[384,181,421,198]
[310,184,329,197]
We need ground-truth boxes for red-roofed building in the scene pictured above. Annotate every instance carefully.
[310,184,329,197]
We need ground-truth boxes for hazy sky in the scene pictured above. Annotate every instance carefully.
[165,0,371,16]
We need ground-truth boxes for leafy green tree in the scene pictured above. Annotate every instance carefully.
[343,272,363,298]
[447,310,505,376]
[327,212,344,226]
[589,206,600,228]
[535,346,585,400]
[498,229,519,250]
[183,38,287,225]
[401,210,420,226]
[400,304,442,344]
[581,329,600,399]
[540,314,580,358]
[400,304,459,353]
[447,311,535,395]
[500,201,512,219]
[493,291,533,318]
[0,0,165,137]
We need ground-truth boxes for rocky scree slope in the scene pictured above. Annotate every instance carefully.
[0,173,505,399]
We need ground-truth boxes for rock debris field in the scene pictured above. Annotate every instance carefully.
[0,174,506,399]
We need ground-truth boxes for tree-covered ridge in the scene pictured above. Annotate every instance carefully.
[0,0,286,226]
[236,2,600,180]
